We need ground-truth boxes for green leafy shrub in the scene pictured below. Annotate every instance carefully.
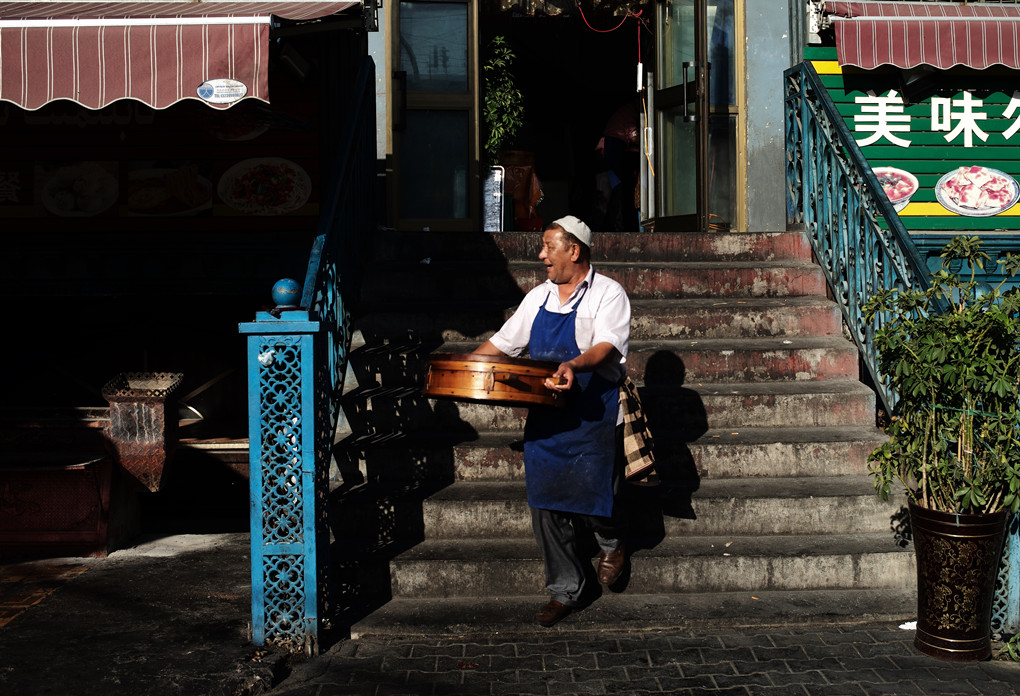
[864,236,1020,515]
[482,36,524,166]
[997,632,1020,661]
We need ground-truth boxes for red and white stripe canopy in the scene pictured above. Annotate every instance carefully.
[827,0,1020,70]
[0,2,358,110]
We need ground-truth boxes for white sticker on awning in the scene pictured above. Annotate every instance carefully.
[197,79,248,104]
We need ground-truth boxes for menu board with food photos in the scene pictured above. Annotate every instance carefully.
[0,97,321,228]
[805,45,1020,232]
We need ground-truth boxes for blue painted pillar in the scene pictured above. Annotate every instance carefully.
[239,291,328,655]
[993,514,1020,635]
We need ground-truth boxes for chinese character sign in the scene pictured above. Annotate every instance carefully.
[849,88,1020,219]
[853,89,1020,149]
[854,90,911,147]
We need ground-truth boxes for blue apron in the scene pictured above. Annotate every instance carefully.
[523,285,619,517]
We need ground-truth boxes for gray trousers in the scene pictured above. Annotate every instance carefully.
[529,420,626,606]
[531,506,625,606]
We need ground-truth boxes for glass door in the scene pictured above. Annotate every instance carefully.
[650,0,734,232]
[389,0,477,231]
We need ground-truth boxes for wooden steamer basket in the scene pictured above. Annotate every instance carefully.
[422,353,563,407]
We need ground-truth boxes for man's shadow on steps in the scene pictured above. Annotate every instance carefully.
[596,351,707,579]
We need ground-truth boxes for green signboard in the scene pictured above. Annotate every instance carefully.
[805,46,1020,234]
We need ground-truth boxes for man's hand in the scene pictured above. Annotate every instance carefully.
[545,364,574,391]
[543,342,620,392]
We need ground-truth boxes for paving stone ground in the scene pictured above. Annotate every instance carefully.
[2,534,1018,696]
[269,624,1020,696]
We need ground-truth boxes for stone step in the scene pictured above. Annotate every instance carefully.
[386,533,915,598]
[680,426,886,478]
[354,296,844,343]
[347,588,917,639]
[368,230,814,264]
[630,297,843,339]
[341,379,877,435]
[659,379,878,429]
[407,477,898,539]
[497,231,816,263]
[434,337,861,383]
[512,261,828,300]
[345,336,862,389]
[341,426,887,485]
[339,225,899,634]
[358,260,827,303]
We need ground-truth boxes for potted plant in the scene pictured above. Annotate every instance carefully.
[864,235,1020,662]
[481,36,546,231]
[481,36,525,167]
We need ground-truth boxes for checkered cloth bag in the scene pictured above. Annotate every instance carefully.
[620,376,656,481]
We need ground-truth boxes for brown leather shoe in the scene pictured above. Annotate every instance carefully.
[535,599,572,627]
[597,547,626,585]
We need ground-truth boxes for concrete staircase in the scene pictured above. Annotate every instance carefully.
[335,229,915,638]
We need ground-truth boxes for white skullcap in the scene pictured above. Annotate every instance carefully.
[551,215,592,248]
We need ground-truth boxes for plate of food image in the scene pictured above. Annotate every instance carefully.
[41,162,118,217]
[871,166,919,212]
[935,166,1019,217]
[217,157,311,215]
[126,166,213,216]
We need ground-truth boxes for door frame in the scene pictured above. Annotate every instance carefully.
[646,0,710,233]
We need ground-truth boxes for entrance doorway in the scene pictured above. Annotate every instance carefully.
[651,0,735,232]
[480,7,651,233]
[387,1,736,233]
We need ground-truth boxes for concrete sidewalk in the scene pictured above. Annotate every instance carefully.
[0,534,280,696]
[1,533,1018,696]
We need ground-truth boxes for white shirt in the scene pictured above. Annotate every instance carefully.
[489,266,631,384]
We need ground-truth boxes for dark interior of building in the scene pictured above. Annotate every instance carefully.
[481,5,653,230]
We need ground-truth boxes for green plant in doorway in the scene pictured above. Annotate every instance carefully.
[482,36,525,166]
[863,236,1020,515]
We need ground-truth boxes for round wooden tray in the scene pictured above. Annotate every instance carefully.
[422,353,563,407]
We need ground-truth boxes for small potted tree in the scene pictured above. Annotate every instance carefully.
[864,235,1020,662]
[481,36,543,231]
[482,35,525,168]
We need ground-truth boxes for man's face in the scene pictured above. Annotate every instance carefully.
[539,227,578,284]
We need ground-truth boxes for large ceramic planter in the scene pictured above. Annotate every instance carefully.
[909,500,1008,662]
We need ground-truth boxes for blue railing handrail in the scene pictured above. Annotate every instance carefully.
[786,61,1018,637]
[300,56,376,434]
[785,59,932,412]
[301,57,374,311]
[797,67,927,271]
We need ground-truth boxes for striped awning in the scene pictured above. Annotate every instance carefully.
[0,2,359,111]
[826,0,1020,70]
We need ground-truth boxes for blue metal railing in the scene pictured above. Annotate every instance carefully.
[784,60,931,415]
[784,59,1018,636]
[238,55,376,654]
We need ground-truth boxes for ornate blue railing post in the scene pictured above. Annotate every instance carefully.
[239,280,330,655]
[238,55,375,654]
[993,514,1020,634]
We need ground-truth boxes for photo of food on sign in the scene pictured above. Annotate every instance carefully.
[39,161,118,217]
[217,157,311,216]
[872,167,918,212]
[936,166,1020,217]
[126,163,213,216]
